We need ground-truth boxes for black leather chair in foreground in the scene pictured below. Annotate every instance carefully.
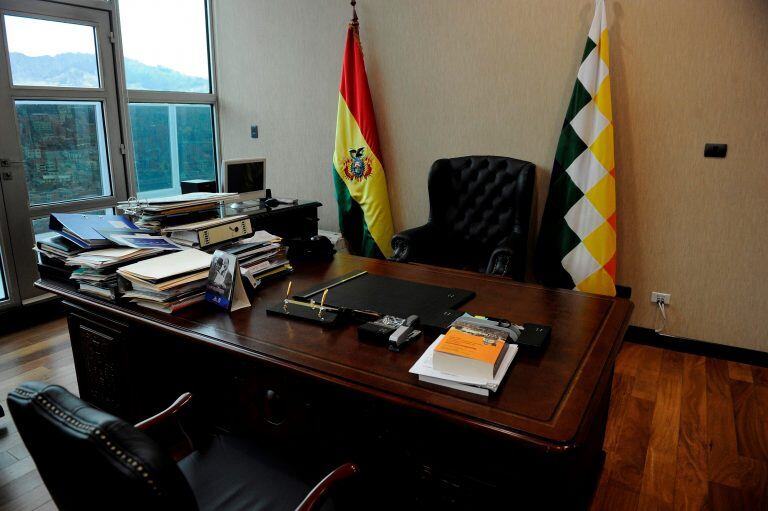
[390,156,535,281]
[7,381,359,511]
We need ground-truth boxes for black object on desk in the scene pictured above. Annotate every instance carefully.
[298,272,475,332]
[221,199,321,241]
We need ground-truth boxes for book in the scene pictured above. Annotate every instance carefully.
[36,234,84,257]
[204,250,250,312]
[221,242,280,259]
[78,283,117,301]
[243,263,293,289]
[49,213,140,249]
[432,328,509,380]
[162,216,253,248]
[132,292,206,314]
[409,335,518,396]
[94,230,182,251]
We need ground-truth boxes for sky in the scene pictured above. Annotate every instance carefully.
[3,0,209,79]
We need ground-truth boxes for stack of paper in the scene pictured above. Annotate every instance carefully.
[220,231,292,289]
[63,247,162,300]
[409,335,518,396]
[118,193,237,217]
[66,247,162,269]
[34,233,84,280]
[117,249,213,313]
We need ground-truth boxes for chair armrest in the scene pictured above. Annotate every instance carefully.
[295,462,360,511]
[135,392,195,461]
[390,224,437,262]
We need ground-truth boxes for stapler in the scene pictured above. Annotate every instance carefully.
[388,315,421,352]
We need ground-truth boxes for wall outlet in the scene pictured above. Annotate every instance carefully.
[650,292,671,305]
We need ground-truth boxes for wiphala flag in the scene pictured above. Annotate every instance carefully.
[535,0,616,296]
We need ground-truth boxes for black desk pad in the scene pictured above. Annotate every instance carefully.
[299,273,475,330]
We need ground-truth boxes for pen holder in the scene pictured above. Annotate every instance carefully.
[266,300,341,326]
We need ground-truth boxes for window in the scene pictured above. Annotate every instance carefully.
[129,103,215,194]
[16,100,111,206]
[5,15,100,88]
[118,0,217,198]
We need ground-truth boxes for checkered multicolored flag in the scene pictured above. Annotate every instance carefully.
[535,0,616,296]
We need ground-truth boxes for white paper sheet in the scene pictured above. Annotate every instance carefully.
[117,249,212,281]
[409,335,518,392]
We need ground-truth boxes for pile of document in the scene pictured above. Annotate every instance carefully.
[117,249,213,313]
[66,247,162,300]
[409,317,520,396]
[34,233,85,280]
[220,231,292,289]
[117,193,237,232]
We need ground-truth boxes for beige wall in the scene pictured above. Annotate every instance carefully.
[214,0,768,352]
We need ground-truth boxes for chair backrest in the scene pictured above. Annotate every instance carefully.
[7,381,198,511]
[427,155,535,263]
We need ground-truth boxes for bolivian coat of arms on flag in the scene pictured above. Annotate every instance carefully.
[332,15,394,259]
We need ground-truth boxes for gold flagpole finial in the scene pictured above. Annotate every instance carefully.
[350,0,359,27]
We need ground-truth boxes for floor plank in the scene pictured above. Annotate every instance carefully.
[672,354,709,511]
[631,345,664,402]
[1,318,767,511]
[639,350,684,509]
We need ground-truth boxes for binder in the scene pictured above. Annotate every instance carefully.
[49,213,140,249]
[161,216,253,248]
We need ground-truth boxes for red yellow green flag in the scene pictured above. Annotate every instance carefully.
[332,18,394,258]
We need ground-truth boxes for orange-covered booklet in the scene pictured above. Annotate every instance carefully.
[432,327,508,380]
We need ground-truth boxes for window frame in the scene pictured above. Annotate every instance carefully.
[112,0,220,199]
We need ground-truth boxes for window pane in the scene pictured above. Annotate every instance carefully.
[129,104,172,193]
[177,105,215,183]
[16,101,112,206]
[119,0,210,93]
[0,247,7,301]
[4,15,99,88]
[130,103,216,197]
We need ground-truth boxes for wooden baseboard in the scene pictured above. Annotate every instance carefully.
[625,325,768,367]
[0,298,65,336]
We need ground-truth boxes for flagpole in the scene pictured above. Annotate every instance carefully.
[350,0,359,27]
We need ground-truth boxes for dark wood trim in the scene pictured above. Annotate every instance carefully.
[625,325,768,367]
[134,392,193,431]
[0,298,64,336]
[296,462,360,511]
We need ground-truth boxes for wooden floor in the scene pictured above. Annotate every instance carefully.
[0,319,766,510]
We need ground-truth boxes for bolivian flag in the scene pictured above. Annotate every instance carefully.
[333,19,394,258]
[535,0,616,296]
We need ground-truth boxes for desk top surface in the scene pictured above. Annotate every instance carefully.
[38,254,633,449]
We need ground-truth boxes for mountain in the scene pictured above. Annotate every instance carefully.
[8,52,208,92]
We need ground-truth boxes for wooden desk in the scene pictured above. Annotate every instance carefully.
[37,254,632,508]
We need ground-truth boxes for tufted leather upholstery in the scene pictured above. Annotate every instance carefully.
[7,381,198,511]
[8,382,352,511]
[390,156,535,280]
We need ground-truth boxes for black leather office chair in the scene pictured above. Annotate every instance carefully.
[7,381,359,511]
[390,156,535,281]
